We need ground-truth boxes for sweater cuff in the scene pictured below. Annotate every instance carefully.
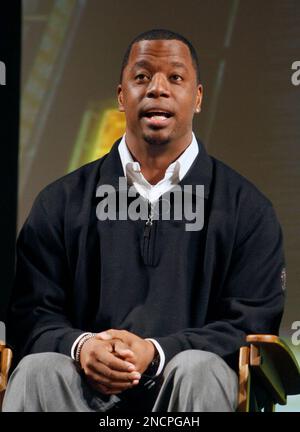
[145,338,165,376]
[153,335,186,367]
[57,329,88,357]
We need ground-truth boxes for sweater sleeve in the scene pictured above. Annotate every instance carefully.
[154,204,286,371]
[6,190,84,364]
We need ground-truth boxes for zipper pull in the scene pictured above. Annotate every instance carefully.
[144,218,153,237]
[144,201,153,237]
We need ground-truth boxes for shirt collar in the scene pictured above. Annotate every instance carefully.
[118,132,199,182]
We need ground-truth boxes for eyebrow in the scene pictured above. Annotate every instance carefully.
[132,60,188,71]
[169,61,188,71]
[132,60,152,70]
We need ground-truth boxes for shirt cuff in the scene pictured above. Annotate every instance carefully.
[145,338,165,377]
[71,332,91,360]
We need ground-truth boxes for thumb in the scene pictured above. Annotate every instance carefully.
[95,331,113,340]
[114,340,134,356]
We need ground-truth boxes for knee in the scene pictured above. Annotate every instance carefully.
[160,350,238,411]
[165,350,220,373]
[164,349,235,383]
[13,352,76,383]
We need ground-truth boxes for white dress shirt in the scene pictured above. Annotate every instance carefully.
[71,133,199,378]
[118,132,199,204]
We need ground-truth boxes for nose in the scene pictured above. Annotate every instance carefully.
[146,73,170,98]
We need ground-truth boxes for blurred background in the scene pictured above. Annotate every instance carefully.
[15,0,300,410]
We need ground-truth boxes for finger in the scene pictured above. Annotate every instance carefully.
[95,331,124,342]
[101,329,127,342]
[96,331,113,340]
[97,376,140,390]
[113,341,136,360]
[95,348,136,372]
[85,371,140,390]
[88,360,141,382]
[104,339,135,359]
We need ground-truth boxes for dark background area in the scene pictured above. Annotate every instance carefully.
[0,2,21,322]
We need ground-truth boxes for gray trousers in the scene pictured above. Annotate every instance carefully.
[2,350,238,412]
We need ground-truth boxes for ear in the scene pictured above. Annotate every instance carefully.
[117,84,125,112]
[194,84,203,113]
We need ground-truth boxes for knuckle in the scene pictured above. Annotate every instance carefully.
[90,348,96,356]
[105,368,114,379]
[106,359,116,370]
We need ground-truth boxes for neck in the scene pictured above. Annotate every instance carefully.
[125,131,193,184]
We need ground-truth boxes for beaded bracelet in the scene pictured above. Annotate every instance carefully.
[75,333,96,366]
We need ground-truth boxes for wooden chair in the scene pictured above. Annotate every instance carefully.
[0,335,299,411]
[237,334,300,411]
[0,340,13,410]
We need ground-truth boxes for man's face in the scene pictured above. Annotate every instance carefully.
[118,39,202,147]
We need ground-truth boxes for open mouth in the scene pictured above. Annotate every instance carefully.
[141,110,174,127]
[143,111,173,119]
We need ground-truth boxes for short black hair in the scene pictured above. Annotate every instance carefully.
[119,28,201,84]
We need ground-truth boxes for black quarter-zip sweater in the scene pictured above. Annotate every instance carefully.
[7,138,285,371]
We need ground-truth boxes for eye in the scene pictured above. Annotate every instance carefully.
[170,74,183,82]
[135,73,149,82]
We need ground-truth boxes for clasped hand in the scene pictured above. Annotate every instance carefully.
[80,329,155,395]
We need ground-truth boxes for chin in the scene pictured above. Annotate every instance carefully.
[142,131,171,146]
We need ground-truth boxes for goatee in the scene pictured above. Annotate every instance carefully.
[143,134,170,146]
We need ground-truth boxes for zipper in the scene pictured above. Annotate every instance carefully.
[144,200,153,235]
[142,200,155,265]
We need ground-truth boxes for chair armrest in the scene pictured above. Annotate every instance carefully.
[246,334,300,401]
[0,340,13,409]
[238,345,251,411]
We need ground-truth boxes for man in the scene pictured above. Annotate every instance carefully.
[3,29,285,412]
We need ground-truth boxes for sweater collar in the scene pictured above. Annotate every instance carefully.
[96,137,212,199]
